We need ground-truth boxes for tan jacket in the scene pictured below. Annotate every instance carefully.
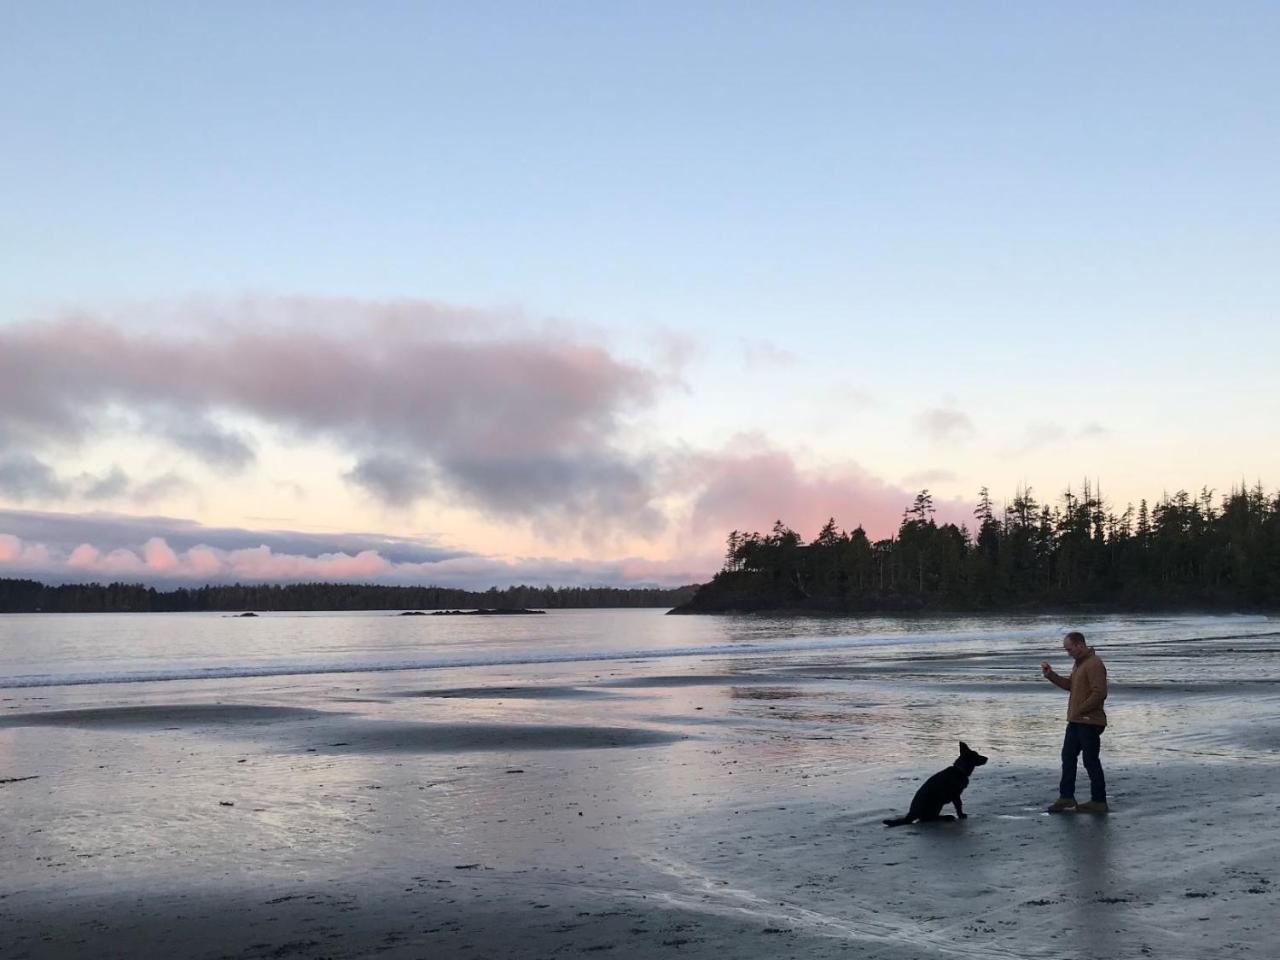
[1046,649,1107,726]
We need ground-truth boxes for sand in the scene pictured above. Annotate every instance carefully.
[2,625,1279,958]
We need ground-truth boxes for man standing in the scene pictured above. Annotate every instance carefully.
[1041,631,1108,813]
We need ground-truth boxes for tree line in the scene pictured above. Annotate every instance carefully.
[677,482,1280,612]
[0,579,699,613]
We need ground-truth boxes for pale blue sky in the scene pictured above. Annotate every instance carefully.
[1,2,1278,582]
[5,2,1277,328]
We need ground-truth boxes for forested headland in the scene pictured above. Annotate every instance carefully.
[675,483,1280,614]
[0,579,699,613]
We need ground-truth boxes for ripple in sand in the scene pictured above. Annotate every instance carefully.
[0,704,333,728]
[593,674,771,689]
[730,687,809,700]
[303,721,685,753]
[396,685,611,700]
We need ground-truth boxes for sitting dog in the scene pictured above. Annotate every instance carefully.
[883,742,989,827]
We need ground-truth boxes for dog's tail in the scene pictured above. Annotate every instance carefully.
[882,815,913,827]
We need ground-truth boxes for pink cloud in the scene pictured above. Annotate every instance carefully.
[67,543,101,568]
[222,545,391,581]
[185,545,225,579]
[679,436,974,542]
[142,537,180,573]
[614,554,718,584]
[0,534,52,568]
[97,548,150,576]
[15,538,396,582]
[0,531,704,589]
[0,300,659,530]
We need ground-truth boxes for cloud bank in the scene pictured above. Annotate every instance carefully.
[0,509,467,565]
[0,300,659,533]
[0,300,978,586]
[0,510,703,589]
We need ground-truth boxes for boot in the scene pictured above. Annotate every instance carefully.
[1076,801,1109,814]
[1047,797,1077,812]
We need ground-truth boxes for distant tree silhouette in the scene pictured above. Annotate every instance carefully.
[678,482,1280,612]
[0,580,699,614]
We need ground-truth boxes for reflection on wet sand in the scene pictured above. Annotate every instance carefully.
[301,720,688,753]
[395,684,614,699]
[0,703,333,727]
[3,617,1279,958]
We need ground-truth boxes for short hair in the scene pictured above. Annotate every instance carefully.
[1064,631,1086,647]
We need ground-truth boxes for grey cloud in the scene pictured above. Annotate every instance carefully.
[80,466,131,500]
[159,420,256,471]
[443,452,664,536]
[0,301,659,534]
[130,472,196,503]
[72,466,193,505]
[916,407,975,442]
[0,454,183,505]
[0,453,68,501]
[345,455,433,507]
[1015,420,1108,454]
[1016,421,1073,453]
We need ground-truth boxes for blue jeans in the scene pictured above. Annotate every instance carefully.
[1059,722,1106,803]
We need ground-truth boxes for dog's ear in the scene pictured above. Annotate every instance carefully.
[959,741,969,754]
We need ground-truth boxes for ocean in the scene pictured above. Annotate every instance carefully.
[3,607,1274,690]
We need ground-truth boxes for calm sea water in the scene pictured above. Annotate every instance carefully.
[1,607,1275,689]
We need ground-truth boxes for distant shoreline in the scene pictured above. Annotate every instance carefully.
[0,577,700,614]
[670,597,1280,616]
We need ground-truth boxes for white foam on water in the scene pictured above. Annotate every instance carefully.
[2,617,1272,690]
[0,626,1052,689]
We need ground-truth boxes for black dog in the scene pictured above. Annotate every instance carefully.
[883,742,989,827]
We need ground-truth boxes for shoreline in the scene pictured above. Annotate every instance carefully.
[671,601,1280,616]
[5,616,1278,958]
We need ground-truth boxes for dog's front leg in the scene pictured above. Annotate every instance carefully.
[953,796,966,819]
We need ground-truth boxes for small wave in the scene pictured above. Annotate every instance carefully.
[0,627,1049,689]
[3,621,1273,690]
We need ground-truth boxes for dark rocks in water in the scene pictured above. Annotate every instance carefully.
[232,612,258,618]
[430,608,546,616]
[398,611,428,616]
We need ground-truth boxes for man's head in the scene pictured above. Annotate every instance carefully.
[1063,631,1089,660]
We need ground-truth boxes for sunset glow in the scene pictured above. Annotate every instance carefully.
[3,5,1278,587]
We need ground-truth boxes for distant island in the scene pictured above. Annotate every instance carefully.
[0,580,699,614]
[418,608,546,616]
[674,483,1280,614]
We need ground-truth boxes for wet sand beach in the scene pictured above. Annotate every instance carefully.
[3,614,1279,958]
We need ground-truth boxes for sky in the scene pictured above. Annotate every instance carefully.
[1,2,1278,587]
